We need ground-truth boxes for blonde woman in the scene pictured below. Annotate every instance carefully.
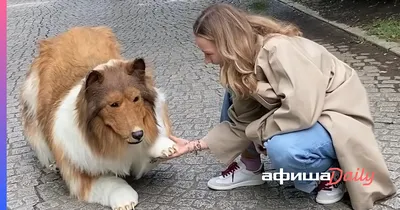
[165,3,396,209]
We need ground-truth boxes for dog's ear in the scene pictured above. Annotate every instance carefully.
[127,58,146,79]
[85,70,104,89]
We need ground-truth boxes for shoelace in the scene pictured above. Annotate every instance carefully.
[221,161,240,182]
[317,181,331,191]
[318,170,343,191]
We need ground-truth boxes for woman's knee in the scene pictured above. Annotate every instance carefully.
[265,137,305,170]
[264,128,337,172]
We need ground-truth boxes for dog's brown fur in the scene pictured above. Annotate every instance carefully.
[75,60,160,158]
[20,26,175,207]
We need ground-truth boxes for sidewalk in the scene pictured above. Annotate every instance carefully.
[6,0,400,209]
[276,0,400,55]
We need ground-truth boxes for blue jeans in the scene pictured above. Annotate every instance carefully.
[220,91,338,193]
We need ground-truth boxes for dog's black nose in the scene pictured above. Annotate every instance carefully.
[131,130,144,140]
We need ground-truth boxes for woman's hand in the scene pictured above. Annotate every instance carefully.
[165,135,192,158]
[164,135,208,159]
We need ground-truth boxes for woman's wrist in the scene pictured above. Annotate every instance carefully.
[186,139,208,155]
[199,139,208,150]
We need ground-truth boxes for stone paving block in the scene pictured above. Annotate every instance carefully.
[6,0,400,209]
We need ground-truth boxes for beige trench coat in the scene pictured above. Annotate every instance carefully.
[202,34,397,210]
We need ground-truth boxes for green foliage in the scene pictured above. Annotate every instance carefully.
[365,18,400,42]
[248,1,269,13]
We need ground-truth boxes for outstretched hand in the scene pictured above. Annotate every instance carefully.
[165,135,192,159]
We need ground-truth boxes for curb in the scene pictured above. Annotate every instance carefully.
[276,0,400,56]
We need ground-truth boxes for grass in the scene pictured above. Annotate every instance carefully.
[248,1,269,13]
[364,18,400,43]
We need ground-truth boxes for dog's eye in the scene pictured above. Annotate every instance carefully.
[133,96,139,102]
[110,102,119,107]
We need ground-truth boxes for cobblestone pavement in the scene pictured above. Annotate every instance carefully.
[6,0,400,209]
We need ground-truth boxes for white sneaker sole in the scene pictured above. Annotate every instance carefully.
[316,188,347,205]
[207,179,265,190]
[315,193,345,204]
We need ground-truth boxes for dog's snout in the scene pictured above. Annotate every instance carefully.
[131,130,144,140]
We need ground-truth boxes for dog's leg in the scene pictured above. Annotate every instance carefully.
[148,99,177,159]
[161,102,173,137]
[20,71,55,168]
[87,175,138,210]
[22,116,55,168]
[148,136,177,159]
[58,161,138,209]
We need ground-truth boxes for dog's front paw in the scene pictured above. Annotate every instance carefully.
[160,145,177,158]
[109,186,138,210]
[113,202,136,210]
[149,137,177,159]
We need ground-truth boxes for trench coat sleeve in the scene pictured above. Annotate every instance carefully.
[258,37,328,140]
[201,121,252,165]
[201,86,270,165]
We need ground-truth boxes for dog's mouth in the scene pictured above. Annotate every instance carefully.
[126,138,143,145]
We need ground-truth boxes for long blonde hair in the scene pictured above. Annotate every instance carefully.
[193,3,302,98]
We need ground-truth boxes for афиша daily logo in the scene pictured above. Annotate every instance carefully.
[261,167,374,186]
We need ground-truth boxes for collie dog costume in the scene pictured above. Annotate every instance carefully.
[20,26,177,209]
